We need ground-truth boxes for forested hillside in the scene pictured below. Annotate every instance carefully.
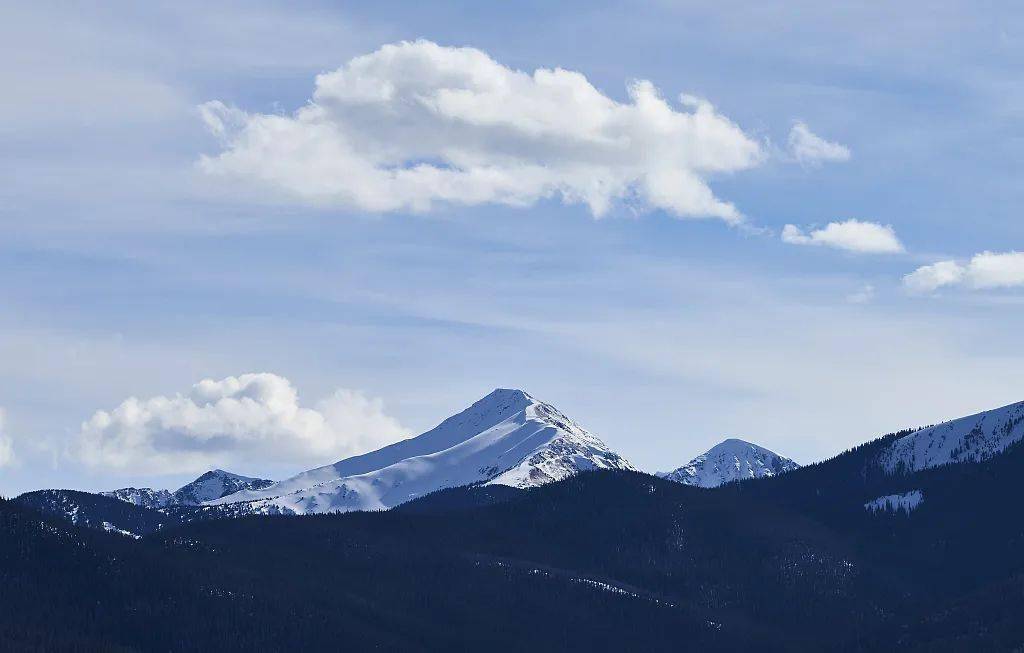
[5,429,1024,651]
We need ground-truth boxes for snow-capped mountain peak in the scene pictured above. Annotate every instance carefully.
[436,388,539,438]
[660,438,799,488]
[209,388,634,514]
[484,392,631,487]
[170,469,274,505]
[879,399,1024,473]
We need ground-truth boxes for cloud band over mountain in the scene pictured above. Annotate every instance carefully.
[72,373,408,474]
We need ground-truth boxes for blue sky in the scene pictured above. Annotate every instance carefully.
[2,1,1023,495]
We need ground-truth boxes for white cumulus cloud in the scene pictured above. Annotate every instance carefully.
[904,251,1024,293]
[198,40,764,223]
[787,121,851,165]
[72,373,409,474]
[0,409,14,468]
[968,251,1024,288]
[781,219,904,254]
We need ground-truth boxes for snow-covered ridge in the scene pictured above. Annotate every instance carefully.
[102,469,273,509]
[864,490,923,515]
[659,438,799,488]
[209,388,634,514]
[879,400,1024,473]
[101,487,173,510]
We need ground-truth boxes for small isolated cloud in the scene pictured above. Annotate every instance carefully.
[0,409,14,468]
[904,251,1024,293]
[846,284,875,304]
[198,40,764,222]
[787,121,851,165]
[782,219,904,254]
[72,373,409,474]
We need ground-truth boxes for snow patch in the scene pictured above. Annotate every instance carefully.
[101,521,141,539]
[864,490,924,515]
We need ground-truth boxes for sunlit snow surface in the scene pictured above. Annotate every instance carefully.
[880,400,1024,473]
[864,490,923,515]
[659,439,799,488]
[208,389,634,515]
[170,470,273,505]
[101,521,141,539]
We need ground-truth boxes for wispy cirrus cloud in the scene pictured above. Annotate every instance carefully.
[198,39,765,223]
[846,284,875,304]
[787,121,851,165]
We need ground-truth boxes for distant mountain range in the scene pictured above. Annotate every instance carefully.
[22,391,1024,531]
[8,393,1024,649]
[8,393,1024,650]
[27,389,806,523]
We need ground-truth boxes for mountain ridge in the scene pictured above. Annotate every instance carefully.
[100,468,274,509]
[209,388,634,514]
[878,399,1024,473]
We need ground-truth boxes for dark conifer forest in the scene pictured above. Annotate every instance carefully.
[4,432,1024,651]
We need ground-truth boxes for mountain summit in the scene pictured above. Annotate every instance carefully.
[169,469,274,505]
[210,388,634,514]
[660,438,799,488]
